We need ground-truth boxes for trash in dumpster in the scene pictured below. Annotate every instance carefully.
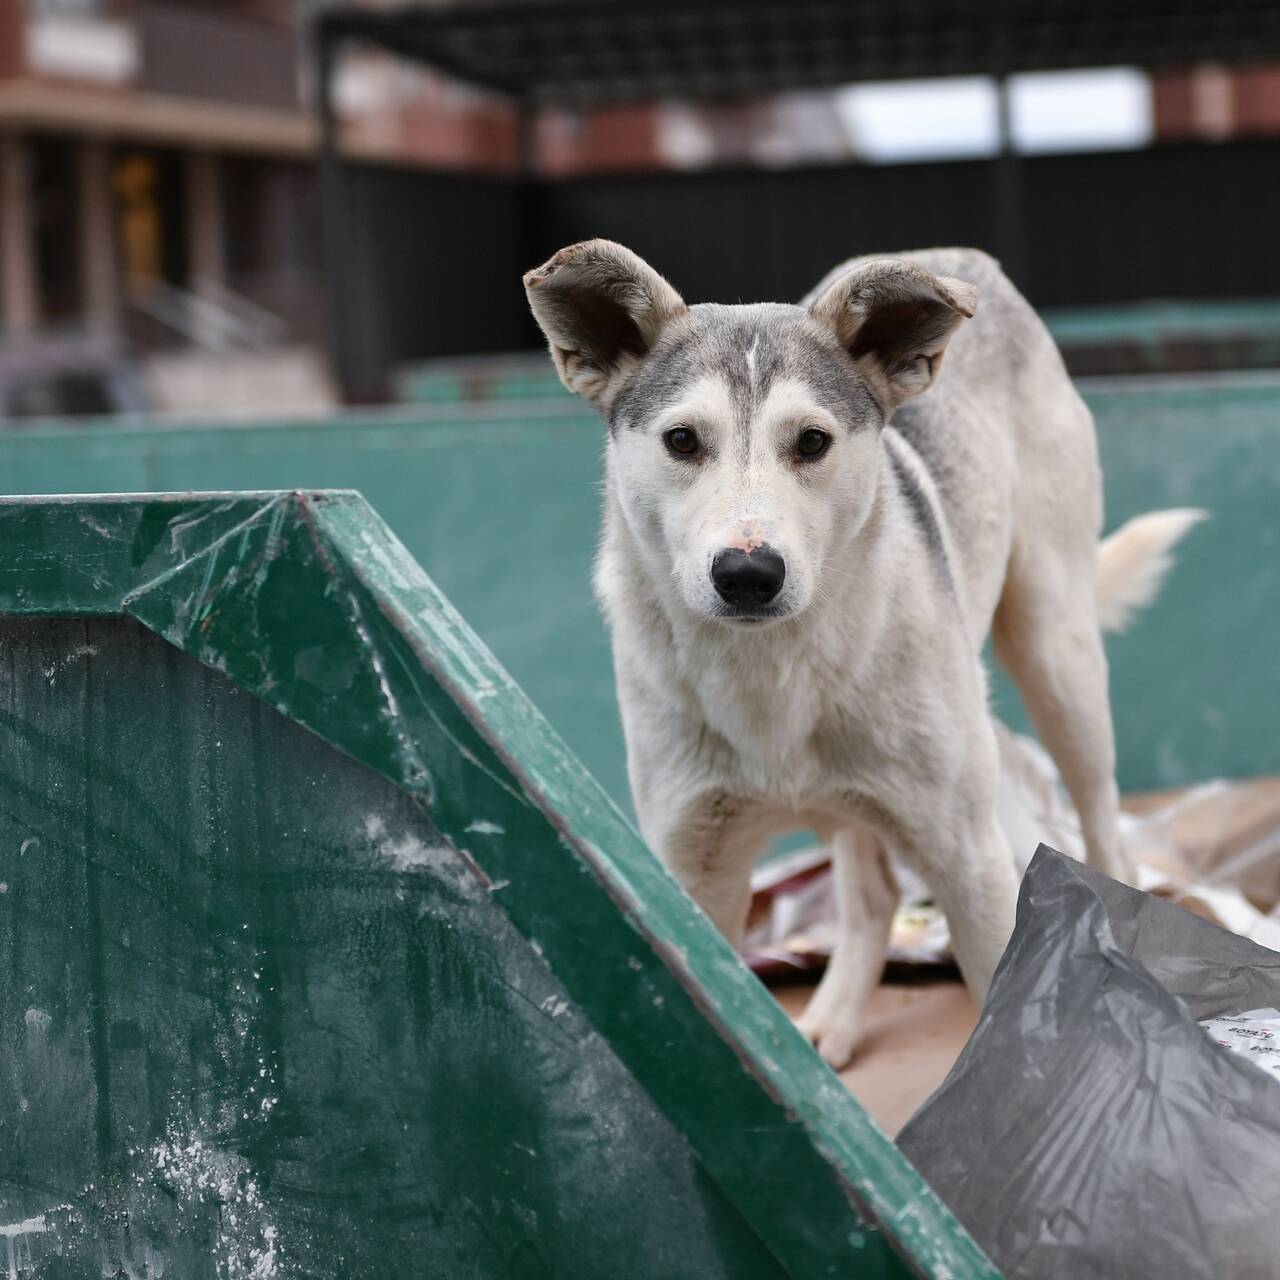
[897,845,1280,1280]
[1199,1008,1280,1080]
[745,724,1280,979]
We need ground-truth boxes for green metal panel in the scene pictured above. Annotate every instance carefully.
[0,492,997,1278]
[0,406,627,804]
[0,616,780,1279]
[1075,377,1280,789]
[0,376,1274,799]
[1044,299,1280,372]
[395,354,567,404]
[991,377,1280,788]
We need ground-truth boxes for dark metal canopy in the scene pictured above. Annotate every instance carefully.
[317,0,1280,108]
[311,0,1280,400]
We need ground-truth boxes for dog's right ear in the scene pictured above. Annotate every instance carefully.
[524,240,686,410]
[807,259,978,414]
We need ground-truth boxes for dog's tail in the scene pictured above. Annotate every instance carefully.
[1096,508,1207,633]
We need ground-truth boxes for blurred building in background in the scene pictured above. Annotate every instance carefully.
[1154,63,1280,141]
[0,0,522,414]
[1,0,324,413]
[5,0,1280,414]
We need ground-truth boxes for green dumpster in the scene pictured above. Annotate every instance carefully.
[0,492,996,1279]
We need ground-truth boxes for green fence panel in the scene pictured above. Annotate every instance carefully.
[1043,299,1280,373]
[0,404,628,805]
[395,353,568,404]
[0,492,996,1279]
[1069,377,1280,789]
[0,377,1275,799]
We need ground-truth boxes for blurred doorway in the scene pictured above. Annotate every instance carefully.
[112,148,189,305]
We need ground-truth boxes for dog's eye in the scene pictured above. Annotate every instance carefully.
[665,426,700,457]
[796,428,832,459]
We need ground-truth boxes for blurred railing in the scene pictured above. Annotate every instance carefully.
[126,279,290,352]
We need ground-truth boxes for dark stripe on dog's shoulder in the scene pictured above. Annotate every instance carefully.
[885,435,953,592]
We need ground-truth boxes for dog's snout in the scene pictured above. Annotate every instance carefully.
[711,546,786,609]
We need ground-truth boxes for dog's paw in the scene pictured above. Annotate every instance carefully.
[794,960,869,1071]
[796,1002,863,1071]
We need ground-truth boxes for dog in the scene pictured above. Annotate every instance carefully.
[524,240,1202,1068]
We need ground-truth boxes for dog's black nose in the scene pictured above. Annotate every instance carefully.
[711,546,786,608]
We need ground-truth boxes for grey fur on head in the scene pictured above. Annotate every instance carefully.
[525,239,978,419]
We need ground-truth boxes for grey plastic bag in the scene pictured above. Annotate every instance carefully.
[898,845,1280,1280]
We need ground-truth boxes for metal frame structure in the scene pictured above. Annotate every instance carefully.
[313,0,1280,397]
[316,1,1280,107]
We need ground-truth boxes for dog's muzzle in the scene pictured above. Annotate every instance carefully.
[710,545,786,612]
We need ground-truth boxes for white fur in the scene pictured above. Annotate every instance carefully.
[1095,508,1208,632]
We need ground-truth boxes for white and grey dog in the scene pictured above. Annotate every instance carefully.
[525,240,1201,1068]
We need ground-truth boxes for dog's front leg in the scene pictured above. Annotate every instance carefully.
[635,788,769,949]
[913,813,1018,1006]
[796,824,898,1069]
[870,716,1018,1013]
[897,753,1021,1008]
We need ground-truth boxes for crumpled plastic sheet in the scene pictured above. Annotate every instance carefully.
[896,846,1280,1280]
[744,724,1280,980]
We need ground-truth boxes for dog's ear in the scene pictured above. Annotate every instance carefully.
[808,260,978,413]
[524,239,686,409]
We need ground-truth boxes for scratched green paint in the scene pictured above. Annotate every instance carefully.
[0,494,998,1278]
[0,617,779,1279]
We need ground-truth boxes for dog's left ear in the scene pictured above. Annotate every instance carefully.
[808,260,978,413]
[524,239,687,411]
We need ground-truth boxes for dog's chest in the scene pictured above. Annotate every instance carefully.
[682,638,866,798]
